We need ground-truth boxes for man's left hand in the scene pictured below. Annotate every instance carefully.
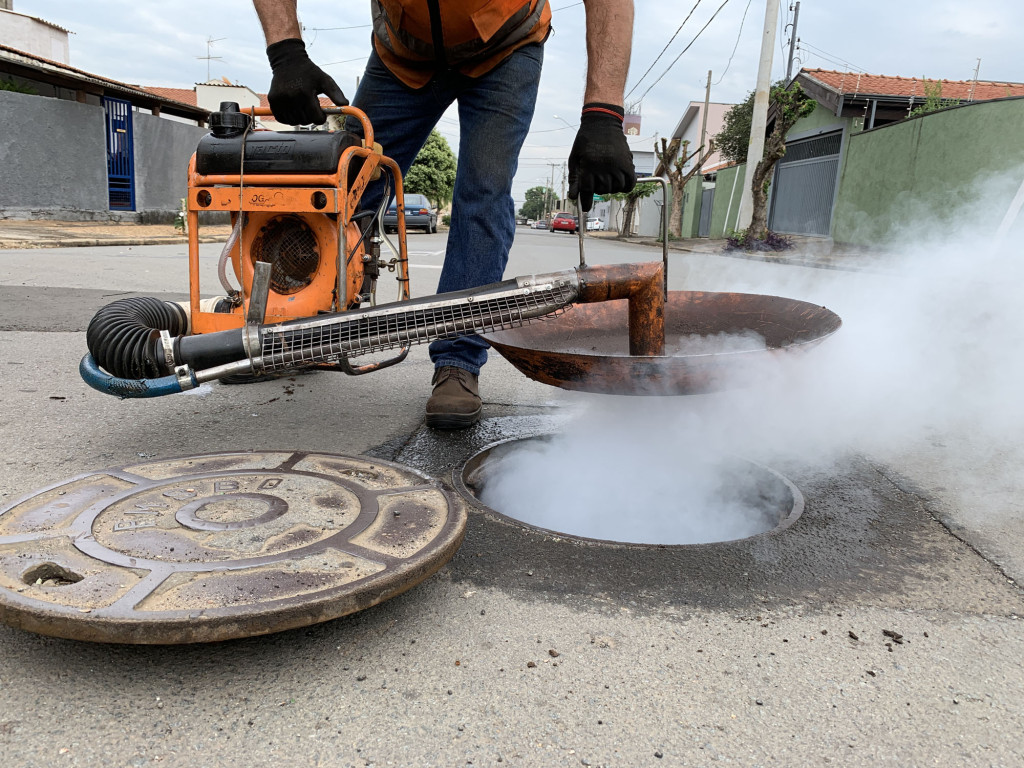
[568,103,636,212]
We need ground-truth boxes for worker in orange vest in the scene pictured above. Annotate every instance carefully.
[254,0,636,428]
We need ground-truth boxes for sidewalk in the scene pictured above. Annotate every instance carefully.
[0,218,232,249]
[602,231,891,273]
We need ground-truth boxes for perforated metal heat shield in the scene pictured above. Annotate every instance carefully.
[258,273,580,371]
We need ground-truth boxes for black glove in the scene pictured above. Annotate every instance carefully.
[266,38,348,125]
[567,103,637,212]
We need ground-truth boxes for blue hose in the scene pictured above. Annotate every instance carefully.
[79,354,194,399]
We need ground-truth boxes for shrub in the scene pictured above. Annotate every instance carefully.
[725,228,793,252]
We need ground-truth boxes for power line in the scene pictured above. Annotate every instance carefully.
[796,41,868,73]
[304,24,372,31]
[637,0,731,103]
[624,0,704,100]
[712,0,752,85]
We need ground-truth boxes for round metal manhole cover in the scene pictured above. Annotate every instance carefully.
[0,452,466,644]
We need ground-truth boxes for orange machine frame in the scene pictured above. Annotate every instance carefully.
[185,106,411,333]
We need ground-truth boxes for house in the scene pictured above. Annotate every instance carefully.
[0,6,212,220]
[588,139,658,235]
[141,81,338,132]
[669,101,734,173]
[605,100,736,238]
[702,67,1024,245]
[0,4,69,63]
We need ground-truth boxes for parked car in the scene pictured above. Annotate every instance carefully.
[532,219,548,229]
[550,212,578,234]
[586,218,607,231]
[383,193,438,233]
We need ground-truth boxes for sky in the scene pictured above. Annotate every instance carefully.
[14,0,1024,204]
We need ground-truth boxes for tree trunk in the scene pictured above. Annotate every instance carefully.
[668,184,684,237]
[620,198,637,236]
[749,158,772,240]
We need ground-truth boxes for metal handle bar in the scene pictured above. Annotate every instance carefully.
[243,105,373,146]
[635,176,669,299]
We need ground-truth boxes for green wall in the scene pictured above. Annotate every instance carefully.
[832,97,1024,244]
[707,163,746,238]
[679,175,703,237]
[789,102,849,136]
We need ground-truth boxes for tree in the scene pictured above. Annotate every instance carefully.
[519,186,556,221]
[654,137,716,238]
[404,130,457,209]
[714,89,756,165]
[607,181,658,236]
[747,82,815,240]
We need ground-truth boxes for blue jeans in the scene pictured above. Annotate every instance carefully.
[347,44,544,375]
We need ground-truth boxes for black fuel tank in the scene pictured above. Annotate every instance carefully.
[195,129,362,175]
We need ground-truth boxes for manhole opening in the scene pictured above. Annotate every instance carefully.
[458,436,804,546]
[22,563,84,587]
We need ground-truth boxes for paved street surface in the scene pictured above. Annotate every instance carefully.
[1,228,1022,767]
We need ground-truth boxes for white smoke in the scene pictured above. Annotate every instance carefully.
[480,168,1024,543]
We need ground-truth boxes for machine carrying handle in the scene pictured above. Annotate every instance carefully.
[244,105,374,146]
[635,176,670,299]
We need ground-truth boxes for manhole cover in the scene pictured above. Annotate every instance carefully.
[458,436,803,546]
[0,452,466,644]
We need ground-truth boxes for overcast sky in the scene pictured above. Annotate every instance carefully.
[16,0,1024,202]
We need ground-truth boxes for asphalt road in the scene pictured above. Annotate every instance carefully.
[1,229,1023,767]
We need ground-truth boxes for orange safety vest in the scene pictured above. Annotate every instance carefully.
[371,0,551,88]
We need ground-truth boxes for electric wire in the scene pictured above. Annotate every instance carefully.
[624,0,705,101]
[796,41,868,73]
[711,0,752,86]
[637,0,731,103]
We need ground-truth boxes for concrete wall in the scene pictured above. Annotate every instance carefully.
[832,96,1024,244]
[133,111,207,219]
[0,90,108,217]
[0,91,208,221]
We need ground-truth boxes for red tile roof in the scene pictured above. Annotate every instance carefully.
[802,68,1024,101]
[143,86,198,105]
[141,88,336,112]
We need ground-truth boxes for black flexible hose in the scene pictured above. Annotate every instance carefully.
[86,297,189,379]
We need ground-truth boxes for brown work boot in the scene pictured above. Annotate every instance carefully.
[426,366,481,429]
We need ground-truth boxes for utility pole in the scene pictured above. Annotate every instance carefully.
[547,162,559,220]
[736,0,780,231]
[560,163,568,214]
[698,70,712,174]
[785,1,801,84]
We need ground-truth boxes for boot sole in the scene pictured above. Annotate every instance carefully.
[425,408,482,430]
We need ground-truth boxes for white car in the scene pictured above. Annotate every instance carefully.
[586,218,607,231]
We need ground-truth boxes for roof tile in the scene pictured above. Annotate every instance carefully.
[802,68,1024,101]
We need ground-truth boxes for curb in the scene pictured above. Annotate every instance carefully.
[0,236,230,250]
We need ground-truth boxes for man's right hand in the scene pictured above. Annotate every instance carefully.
[266,38,348,125]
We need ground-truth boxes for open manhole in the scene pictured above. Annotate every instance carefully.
[0,452,466,644]
[457,436,803,546]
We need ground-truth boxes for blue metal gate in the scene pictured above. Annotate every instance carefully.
[102,97,136,211]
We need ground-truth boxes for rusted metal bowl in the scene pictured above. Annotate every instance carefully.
[482,291,842,396]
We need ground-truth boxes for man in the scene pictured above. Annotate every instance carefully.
[253,0,636,428]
